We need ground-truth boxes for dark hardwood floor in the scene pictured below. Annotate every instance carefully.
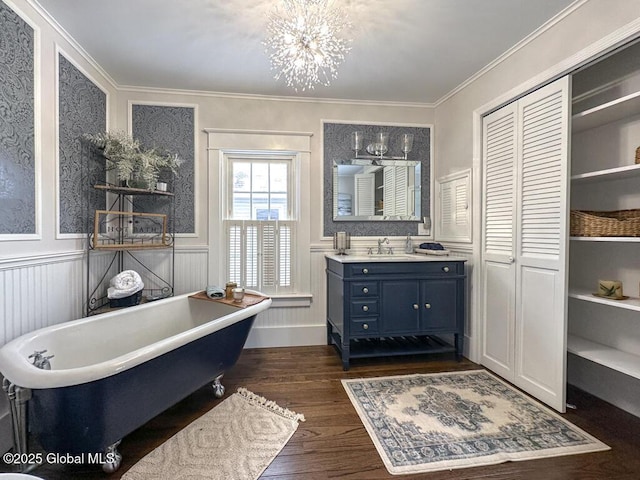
[4,346,640,479]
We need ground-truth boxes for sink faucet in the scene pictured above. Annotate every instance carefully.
[377,237,389,254]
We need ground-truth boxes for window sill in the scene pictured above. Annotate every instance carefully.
[267,293,313,308]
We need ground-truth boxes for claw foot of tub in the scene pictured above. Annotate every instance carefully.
[102,440,122,473]
[212,374,225,398]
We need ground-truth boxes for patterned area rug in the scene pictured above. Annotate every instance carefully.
[122,388,304,480]
[342,370,609,474]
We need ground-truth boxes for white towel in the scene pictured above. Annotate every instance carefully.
[107,270,144,299]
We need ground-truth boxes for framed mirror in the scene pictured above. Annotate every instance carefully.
[333,160,421,221]
[323,121,431,235]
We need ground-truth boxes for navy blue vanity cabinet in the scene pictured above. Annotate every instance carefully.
[326,256,466,370]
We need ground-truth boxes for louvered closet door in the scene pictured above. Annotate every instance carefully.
[514,76,570,412]
[481,102,518,382]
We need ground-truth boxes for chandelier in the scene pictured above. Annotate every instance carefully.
[264,0,352,92]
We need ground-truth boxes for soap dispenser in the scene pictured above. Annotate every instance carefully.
[405,233,413,254]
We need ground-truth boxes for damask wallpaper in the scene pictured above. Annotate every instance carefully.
[323,122,431,237]
[0,0,35,235]
[131,104,195,234]
[58,54,107,234]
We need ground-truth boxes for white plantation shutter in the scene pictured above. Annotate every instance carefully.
[228,224,243,282]
[262,223,277,288]
[437,169,471,242]
[278,222,293,287]
[226,220,295,293]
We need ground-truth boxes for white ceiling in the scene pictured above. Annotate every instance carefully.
[35,0,577,105]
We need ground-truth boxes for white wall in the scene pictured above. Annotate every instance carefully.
[434,0,640,362]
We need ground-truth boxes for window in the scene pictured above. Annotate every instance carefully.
[224,152,297,294]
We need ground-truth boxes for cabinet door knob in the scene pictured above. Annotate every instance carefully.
[413,304,419,310]
[363,323,369,330]
[508,256,514,263]
[362,287,369,294]
[442,266,450,272]
[362,268,369,274]
[362,305,369,312]
[425,303,431,309]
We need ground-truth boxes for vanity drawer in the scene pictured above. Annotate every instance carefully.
[348,261,463,277]
[350,300,379,317]
[351,282,378,297]
[351,318,378,335]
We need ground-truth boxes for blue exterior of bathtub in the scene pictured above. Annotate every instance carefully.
[29,315,256,455]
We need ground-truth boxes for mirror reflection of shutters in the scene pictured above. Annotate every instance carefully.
[354,174,375,216]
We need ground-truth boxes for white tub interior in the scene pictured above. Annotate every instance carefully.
[31,298,238,370]
[0,291,271,388]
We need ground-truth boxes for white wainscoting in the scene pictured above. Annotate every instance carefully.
[0,252,86,455]
[245,247,328,348]
[0,252,85,346]
[174,248,209,295]
[123,247,209,298]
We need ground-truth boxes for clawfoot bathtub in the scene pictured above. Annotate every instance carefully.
[0,290,270,473]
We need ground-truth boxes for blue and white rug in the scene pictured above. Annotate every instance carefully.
[342,370,609,474]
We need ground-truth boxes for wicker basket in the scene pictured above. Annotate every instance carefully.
[636,146,640,164]
[570,209,640,237]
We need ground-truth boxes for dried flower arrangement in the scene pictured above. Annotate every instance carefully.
[83,130,182,189]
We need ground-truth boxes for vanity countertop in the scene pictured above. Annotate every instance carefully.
[325,253,467,263]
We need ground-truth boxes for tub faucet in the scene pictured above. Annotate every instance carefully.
[29,350,54,370]
[377,237,389,254]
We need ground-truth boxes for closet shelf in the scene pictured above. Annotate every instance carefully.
[568,334,640,380]
[572,90,640,133]
[568,288,640,312]
[571,163,640,184]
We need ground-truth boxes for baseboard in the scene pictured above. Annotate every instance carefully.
[244,325,326,349]
[568,353,640,418]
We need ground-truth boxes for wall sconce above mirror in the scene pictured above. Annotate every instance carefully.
[351,131,414,161]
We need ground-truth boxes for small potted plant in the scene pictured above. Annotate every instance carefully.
[83,130,182,190]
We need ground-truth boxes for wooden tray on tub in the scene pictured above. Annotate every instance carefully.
[188,290,269,309]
